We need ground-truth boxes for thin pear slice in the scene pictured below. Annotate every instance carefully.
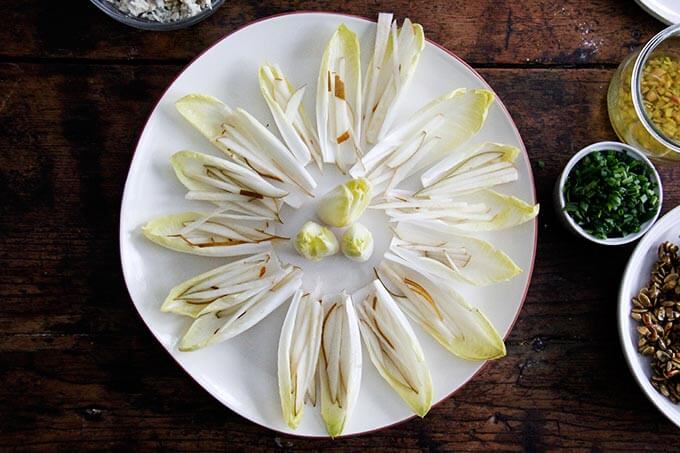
[142,212,282,257]
[354,280,432,417]
[317,23,362,173]
[377,261,506,361]
[278,287,323,429]
[350,89,494,195]
[178,267,302,351]
[318,293,362,437]
[390,222,521,286]
[259,64,322,169]
[363,13,424,146]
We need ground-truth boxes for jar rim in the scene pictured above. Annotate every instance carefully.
[631,23,680,155]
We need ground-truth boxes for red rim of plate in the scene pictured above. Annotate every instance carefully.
[118,11,539,439]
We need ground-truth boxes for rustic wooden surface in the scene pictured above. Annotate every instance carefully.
[1,1,679,450]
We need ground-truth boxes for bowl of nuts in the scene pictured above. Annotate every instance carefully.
[619,204,680,427]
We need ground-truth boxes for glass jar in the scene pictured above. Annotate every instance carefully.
[608,24,680,161]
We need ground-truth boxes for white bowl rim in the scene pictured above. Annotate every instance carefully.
[618,204,680,429]
[556,141,663,246]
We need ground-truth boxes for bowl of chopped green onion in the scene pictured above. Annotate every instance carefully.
[554,141,662,245]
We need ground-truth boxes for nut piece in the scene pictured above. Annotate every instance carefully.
[632,241,680,404]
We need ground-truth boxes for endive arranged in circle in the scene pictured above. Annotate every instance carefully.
[176,93,316,205]
[376,259,506,361]
[354,280,433,417]
[373,189,539,232]
[418,141,520,197]
[162,251,283,318]
[171,150,286,221]
[259,63,323,170]
[316,23,363,173]
[389,221,521,286]
[178,265,302,351]
[362,13,425,147]
[350,89,495,195]
[278,287,324,429]
[142,211,284,257]
[317,293,362,437]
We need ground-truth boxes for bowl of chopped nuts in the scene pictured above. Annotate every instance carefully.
[619,205,680,428]
[90,0,225,31]
[554,141,663,246]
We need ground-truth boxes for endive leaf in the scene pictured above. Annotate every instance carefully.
[350,89,494,195]
[316,23,363,173]
[278,287,323,429]
[175,93,232,147]
[259,64,322,169]
[377,189,538,232]
[318,293,362,437]
[377,261,506,361]
[363,13,425,146]
[179,267,302,351]
[391,222,521,286]
[224,108,317,195]
[421,141,520,189]
[142,211,281,257]
[354,280,432,417]
[176,93,317,199]
[171,150,288,199]
[162,252,276,317]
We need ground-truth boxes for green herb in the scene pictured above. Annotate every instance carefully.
[563,150,659,239]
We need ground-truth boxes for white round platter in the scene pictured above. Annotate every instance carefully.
[119,12,537,437]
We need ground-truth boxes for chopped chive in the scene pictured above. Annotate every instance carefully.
[562,150,659,239]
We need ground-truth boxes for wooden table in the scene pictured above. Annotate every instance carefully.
[2,1,679,450]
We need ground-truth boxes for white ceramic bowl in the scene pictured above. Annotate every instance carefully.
[554,141,662,246]
[619,205,680,428]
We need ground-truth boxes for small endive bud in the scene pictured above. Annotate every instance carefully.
[341,223,374,262]
[317,178,373,227]
[293,221,339,261]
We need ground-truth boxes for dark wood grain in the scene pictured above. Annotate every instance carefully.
[0,0,662,66]
[2,1,680,450]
